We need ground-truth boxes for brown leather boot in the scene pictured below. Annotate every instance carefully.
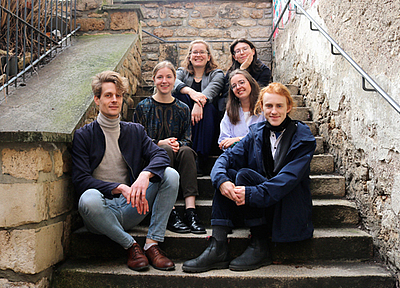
[127,243,149,271]
[145,245,175,271]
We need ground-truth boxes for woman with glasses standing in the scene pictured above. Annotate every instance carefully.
[218,39,272,116]
[173,40,225,176]
[218,69,265,150]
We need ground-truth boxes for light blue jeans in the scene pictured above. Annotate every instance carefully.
[78,167,179,249]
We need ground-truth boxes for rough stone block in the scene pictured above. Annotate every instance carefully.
[249,27,271,38]
[251,10,264,19]
[189,19,207,29]
[0,277,49,288]
[53,149,63,178]
[196,6,218,18]
[0,222,64,274]
[199,29,223,38]
[176,28,199,37]
[147,19,161,27]
[206,19,232,29]
[169,9,189,18]
[110,12,139,31]
[162,20,183,27]
[237,19,257,27]
[76,18,105,32]
[153,28,174,38]
[2,147,52,180]
[48,179,73,218]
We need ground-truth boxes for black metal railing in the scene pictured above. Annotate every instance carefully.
[270,0,400,115]
[0,0,79,101]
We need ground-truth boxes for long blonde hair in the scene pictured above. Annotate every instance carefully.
[181,40,219,75]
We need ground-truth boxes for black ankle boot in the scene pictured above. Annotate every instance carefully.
[229,235,272,271]
[184,209,206,234]
[182,237,230,273]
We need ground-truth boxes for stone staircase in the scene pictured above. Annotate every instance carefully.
[51,86,395,287]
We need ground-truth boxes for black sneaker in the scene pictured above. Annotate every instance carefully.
[167,210,190,233]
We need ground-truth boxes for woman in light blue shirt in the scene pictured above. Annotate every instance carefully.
[218,69,265,150]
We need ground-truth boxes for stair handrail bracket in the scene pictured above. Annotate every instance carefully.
[0,0,80,99]
[272,0,400,115]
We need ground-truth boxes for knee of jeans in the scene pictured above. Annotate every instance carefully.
[78,189,103,215]
[164,167,179,192]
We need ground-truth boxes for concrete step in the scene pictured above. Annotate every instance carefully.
[197,174,345,200]
[171,199,359,228]
[68,227,373,262]
[52,259,395,288]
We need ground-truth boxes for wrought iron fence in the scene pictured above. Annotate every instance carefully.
[0,0,79,100]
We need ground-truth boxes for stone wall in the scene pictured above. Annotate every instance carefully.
[138,0,273,84]
[0,142,71,287]
[272,0,400,281]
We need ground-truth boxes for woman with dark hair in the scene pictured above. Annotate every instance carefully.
[173,40,225,174]
[218,39,272,114]
[218,69,264,150]
[183,83,316,273]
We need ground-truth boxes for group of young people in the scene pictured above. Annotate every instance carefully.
[71,38,316,273]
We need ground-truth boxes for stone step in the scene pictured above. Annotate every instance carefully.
[289,107,311,121]
[171,199,359,228]
[52,259,395,288]
[304,120,317,136]
[311,154,335,174]
[197,174,345,200]
[292,95,305,107]
[68,227,373,263]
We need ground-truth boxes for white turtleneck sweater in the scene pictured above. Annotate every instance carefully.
[92,112,130,186]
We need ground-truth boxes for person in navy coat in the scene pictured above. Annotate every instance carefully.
[183,82,316,272]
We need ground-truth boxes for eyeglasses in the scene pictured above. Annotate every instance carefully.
[233,46,250,55]
[231,79,247,90]
[191,50,208,56]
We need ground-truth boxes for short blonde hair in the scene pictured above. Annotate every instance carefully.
[91,70,129,98]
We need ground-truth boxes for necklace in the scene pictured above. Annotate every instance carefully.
[194,76,202,80]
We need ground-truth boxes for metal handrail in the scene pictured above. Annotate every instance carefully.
[270,0,400,114]
[0,0,80,99]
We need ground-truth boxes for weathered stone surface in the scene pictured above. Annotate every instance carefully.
[250,10,264,19]
[196,6,218,18]
[249,27,271,38]
[147,19,161,27]
[199,29,223,38]
[0,277,49,288]
[219,3,241,19]
[189,19,207,29]
[243,2,257,8]
[76,18,105,32]
[2,147,52,180]
[0,222,64,274]
[76,0,99,11]
[0,183,46,227]
[176,28,199,37]
[48,179,73,218]
[153,28,174,38]
[206,19,232,29]
[110,12,139,31]
[237,19,257,27]
[162,20,183,27]
[227,28,248,39]
[169,9,189,18]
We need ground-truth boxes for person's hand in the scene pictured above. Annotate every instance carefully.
[234,186,246,206]
[240,53,253,70]
[219,181,239,202]
[158,137,179,152]
[219,137,240,150]
[192,103,203,125]
[188,90,207,107]
[112,184,132,199]
[130,171,152,214]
